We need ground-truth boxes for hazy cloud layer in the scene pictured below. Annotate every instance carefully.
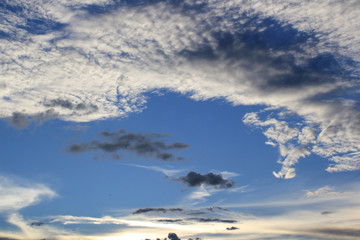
[1,1,360,176]
[67,129,188,161]
[178,171,234,189]
[21,183,360,240]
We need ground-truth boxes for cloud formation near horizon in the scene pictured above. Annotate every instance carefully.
[67,129,189,161]
[1,0,360,177]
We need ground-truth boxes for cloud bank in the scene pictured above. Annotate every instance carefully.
[1,0,360,177]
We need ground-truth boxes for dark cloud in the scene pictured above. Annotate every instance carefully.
[132,207,183,215]
[30,221,45,227]
[168,233,180,240]
[178,171,234,188]
[176,10,350,94]
[226,226,239,230]
[321,211,333,215]
[9,112,29,129]
[9,110,59,129]
[42,98,98,113]
[187,218,237,223]
[157,219,183,223]
[7,100,97,129]
[206,206,229,212]
[67,130,189,161]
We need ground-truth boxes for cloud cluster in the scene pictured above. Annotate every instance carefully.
[1,0,360,176]
[67,129,189,161]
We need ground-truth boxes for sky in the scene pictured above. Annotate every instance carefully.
[1,0,360,239]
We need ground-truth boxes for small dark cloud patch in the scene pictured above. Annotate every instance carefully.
[206,206,229,212]
[9,110,59,129]
[187,217,237,223]
[157,219,183,223]
[9,112,30,129]
[30,221,45,227]
[168,233,181,240]
[42,98,98,113]
[67,130,189,161]
[133,207,183,215]
[178,171,234,188]
[321,211,333,215]
[226,226,239,230]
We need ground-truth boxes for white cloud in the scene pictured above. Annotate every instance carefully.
[124,163,185,177]
[305,186,341,199]
[1,0,360,177]
[0,175,56,213]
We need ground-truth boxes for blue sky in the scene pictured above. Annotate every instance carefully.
[1,0,360,239]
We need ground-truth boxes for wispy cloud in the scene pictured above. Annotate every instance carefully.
[0,175,56,213]
[125,163,185,177]
[305,186,341,199]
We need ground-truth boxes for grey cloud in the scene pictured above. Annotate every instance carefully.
[168,233,180,240]
[226,226,239,230]
[187,217,237,223]
[178,171,234,188]
[9,110,58,129]
[157,219,183,223]
[9,112,30,129]
[179,27,345,93]
[29,221,45,227]
[321,211,333,215]
[206,206,229,212]
[67,130,188,161]
[132,207,183,215]
[42,98,98,112]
